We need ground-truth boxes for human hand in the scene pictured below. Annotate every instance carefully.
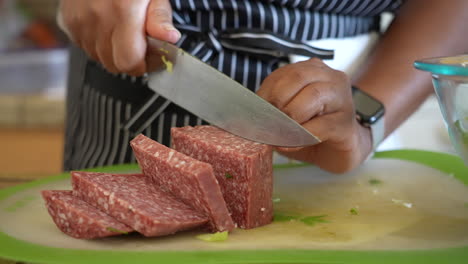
[58,0,181,76]
[257,58,373,173]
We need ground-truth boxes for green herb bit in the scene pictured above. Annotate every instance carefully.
[350,208,359,215]
[299,215,330,226]
[106,227,128,235]
[225,172,233,179]
[161,55,173,73]
[196,231,228,242]
[454,120,468,147]
[273,213,298,222]
[159,48,169,54]
[369,178,382,185]
[391,198,413,208]
[272,198,281,203]
[464,202,468,208]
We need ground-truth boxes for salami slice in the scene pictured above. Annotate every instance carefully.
[130,134,235,232]
[71,172,208,237]
[41,190,133,239]
[171,126,273,229]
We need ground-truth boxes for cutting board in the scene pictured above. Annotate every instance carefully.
[1,150,468,264]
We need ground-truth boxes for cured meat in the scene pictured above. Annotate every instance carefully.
[171,126,273,229]
[130,134,234,232]
[41,190,132,239]
[71,172,208,237]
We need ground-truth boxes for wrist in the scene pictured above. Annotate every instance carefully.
[355,120,374,163]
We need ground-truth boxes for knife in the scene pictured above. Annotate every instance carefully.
[145,38,321,147]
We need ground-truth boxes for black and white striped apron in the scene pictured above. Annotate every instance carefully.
[63,0,402,170]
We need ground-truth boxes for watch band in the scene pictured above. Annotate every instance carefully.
[351,86,385,150]
[358,112,385,150]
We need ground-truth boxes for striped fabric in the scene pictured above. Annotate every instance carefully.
[63,0,402,170]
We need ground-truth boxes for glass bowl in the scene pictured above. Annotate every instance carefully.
[414,54,468,165]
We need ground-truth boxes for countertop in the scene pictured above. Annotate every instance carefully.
[0,127,64,189]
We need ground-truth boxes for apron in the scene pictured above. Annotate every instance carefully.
[63,0,402,170]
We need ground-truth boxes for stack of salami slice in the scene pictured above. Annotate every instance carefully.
[42,126,273,239]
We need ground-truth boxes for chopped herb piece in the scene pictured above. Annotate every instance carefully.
[274,213,330,226]
[299,215,329,226]
[464,202,468,208]
[106,227,128,235]
[225,172,233,179]
[392,198,413,208]
[273,213,298,222]
[272,198,281,203]
[350,208,359,215]
[196,231,228,242]
[159,48,169,54]
[369,178,382,185]
[161,55,173,73]
[454,120,468,147]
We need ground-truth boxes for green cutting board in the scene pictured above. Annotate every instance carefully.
[1,150,467,264]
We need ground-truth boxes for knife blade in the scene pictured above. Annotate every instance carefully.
[145,38,321,147]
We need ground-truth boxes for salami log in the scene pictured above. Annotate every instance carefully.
[130,134,235,232]
[171,126,273,229]
[71,172,208,237]
[41,190,133,239]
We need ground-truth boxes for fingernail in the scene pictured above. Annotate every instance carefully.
[162,23,181,42]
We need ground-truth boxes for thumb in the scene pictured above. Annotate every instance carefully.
[146,0,181,43]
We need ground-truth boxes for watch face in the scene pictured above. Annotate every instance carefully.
[352,87,385,124]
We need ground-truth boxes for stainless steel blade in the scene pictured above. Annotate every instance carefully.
[146,38,321,147]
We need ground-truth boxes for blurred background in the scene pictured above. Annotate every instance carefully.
[0,0,68,188]
[0,0,455,190]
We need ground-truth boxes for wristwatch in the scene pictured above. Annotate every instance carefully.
[351,86,385,150]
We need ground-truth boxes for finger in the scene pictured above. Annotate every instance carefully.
[81,28,100,62]
[275,113,349,163]
[301,112,352,144]
[257,63,334,109]
[146,0,181,43]
[276,144,353,174]
[282,81,345,124]
[126,61,147,76]
[276,146,314,163]
[306,57,329,68]
[56,9,73,41]
[96,28,118,74]
[112,8,147,73]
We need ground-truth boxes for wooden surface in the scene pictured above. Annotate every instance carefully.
[0,128,63,264]
[0,128,64,189]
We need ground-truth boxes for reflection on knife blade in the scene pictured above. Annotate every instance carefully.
[145,38,320,147]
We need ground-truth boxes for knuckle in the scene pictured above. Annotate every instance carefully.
[309,57,324,65]
[334,69,350,84]
[287,68,309,85]
[306,85,323,100]
[88,3,104,20]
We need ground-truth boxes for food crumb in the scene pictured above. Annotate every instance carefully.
[161,55,173,73]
